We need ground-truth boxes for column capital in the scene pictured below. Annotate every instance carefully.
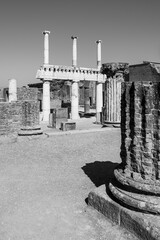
[71,36,78,40]
[101,62,129,77]
[43,30,50,35]
[96,40,102,44]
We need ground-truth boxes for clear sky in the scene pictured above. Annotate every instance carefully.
[0,0,160,87]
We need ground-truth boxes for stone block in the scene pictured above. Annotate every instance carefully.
[61,121,76,131]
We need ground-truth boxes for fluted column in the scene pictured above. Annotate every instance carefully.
[43,31,50,65]
[101,63,129,126]
[8,78,17,102]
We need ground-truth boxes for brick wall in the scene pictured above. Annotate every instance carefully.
[121,81,160,180]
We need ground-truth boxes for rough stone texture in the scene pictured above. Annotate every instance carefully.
[17,87,38,101]
[0,87,40,136]
[0,102,22,136]
[109,81,160,214]
[129,62,160,82]
[61,121,76,131]
[49,108,68,129]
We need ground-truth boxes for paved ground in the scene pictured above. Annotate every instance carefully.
[0,117,138,239]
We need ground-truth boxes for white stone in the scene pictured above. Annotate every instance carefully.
[71,81,79,120]
[8,78,17,102]
[43,31,50,65]
[42,81,50,122]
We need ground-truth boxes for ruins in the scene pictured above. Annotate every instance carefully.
[36,31,105,123]
[88,61,160,239]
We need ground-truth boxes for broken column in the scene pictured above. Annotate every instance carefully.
[8,78,17,102]
[71,36,79,119]
[101,63,129,126]
[109,79,160,214]
[42,31,51,122]
[96,40,103,123]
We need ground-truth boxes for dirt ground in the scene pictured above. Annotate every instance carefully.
[0,126,138,239]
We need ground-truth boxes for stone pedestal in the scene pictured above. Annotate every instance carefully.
[109,81,160,215]
[9,79,17,102]
[43,81,51,122]
[101,63,129,127]
[96,82,103,123]
[71,81,79,120]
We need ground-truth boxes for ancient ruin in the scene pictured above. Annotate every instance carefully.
[36,31,105,123]
[0,79,42,137]
[101,62,129,127]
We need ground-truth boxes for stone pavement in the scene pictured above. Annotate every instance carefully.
[0,116,138,240]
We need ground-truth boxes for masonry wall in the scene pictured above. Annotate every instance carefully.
[17,87,38,101]
[0,102,22,136]
[121,81,160,181]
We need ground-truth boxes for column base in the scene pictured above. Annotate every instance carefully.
[109,168,160,215]
[96,112,102,124]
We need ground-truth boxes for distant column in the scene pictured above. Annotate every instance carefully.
[96,40,103,122]
[8,78,17,102]
[43,31,50,65]
[96,82,103,122]
[101,63,129,126]
[43,81,50,122]
[71,36,79,119]
[71,81,79,119]
[71,36,78,67]
[84,81,90,114]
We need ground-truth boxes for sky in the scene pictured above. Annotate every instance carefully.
[0,0,160,87]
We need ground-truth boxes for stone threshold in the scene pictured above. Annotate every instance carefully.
[88,184,160,240]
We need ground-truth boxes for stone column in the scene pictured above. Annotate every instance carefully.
[71,81,79,119]
[96,82,103,123]
[96,40,103,123]
[8,78,17,102]
[42,81,50,122]
[71,36,78,67]
[101,63,129,127]
[96,40,102,70]
[71,36,79,119]
[43,31,50,65]
[84,81,90,114]
[109,81,160,215]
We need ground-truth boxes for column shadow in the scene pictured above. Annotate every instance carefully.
[82,161,119,187]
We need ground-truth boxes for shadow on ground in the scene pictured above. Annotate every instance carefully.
[82,161,119,187]
[79,112,96,118]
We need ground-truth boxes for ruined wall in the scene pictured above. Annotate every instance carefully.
[17,87,38,101]
[0,87,40,136]
[0,102,22,135]
[121,81,160,181]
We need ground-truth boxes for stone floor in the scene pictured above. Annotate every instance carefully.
[0,117,138,239]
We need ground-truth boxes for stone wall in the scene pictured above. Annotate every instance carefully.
[21,101,40,127]
[0,102,22,136]
[121,81,160,181]
[17,87,38,101]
